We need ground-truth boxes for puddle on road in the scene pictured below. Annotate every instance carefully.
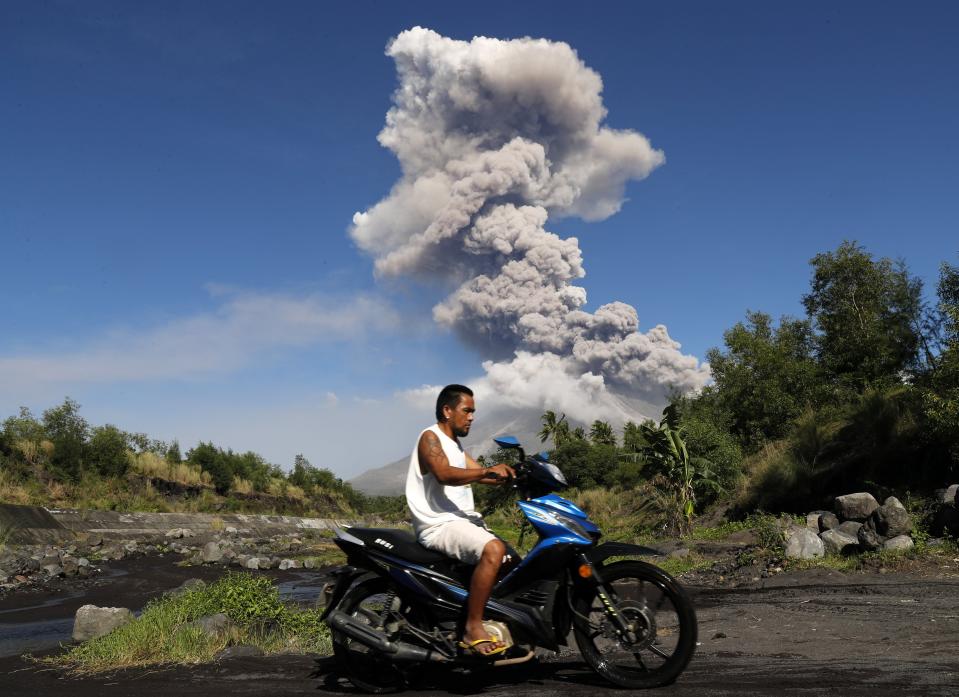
[0,617,74,657]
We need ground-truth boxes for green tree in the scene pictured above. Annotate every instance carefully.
[188,442,232,493]
[803,241,924,390]
[87,425,131,477]
[589,420,616,447]
[538,411,570,446]
[923,260,959,463]
[621,421,648,454]
[165,440,182,464]
[706,311,819,451]
[42,397,88,480]
[550,438,594,489]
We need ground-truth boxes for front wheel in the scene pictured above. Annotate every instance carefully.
[573,560,697,689]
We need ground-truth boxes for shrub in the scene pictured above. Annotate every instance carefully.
[87,425,131,477]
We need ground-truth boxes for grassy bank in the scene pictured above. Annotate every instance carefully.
[45,573,330,673]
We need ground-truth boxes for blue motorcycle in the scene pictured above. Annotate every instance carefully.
[321,436,697,691]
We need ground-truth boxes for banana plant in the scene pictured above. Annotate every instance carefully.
[638,405,720,534]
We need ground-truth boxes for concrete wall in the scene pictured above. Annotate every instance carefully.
[0,503,353,545]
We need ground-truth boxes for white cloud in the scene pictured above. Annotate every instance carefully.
[0,288,398,390]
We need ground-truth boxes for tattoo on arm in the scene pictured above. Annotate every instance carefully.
[420,431,449,475]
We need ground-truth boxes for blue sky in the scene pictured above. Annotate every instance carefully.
[2,1,957,477]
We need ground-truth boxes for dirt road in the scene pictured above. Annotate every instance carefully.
[1,559,957,695]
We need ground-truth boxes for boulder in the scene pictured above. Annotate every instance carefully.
[820,529,860,555]
[60,556,79,576]
[102,546,125,561]
[884,496,906,510]
[165,528,195,539]
[86,533,103,548]
[200,542,224,564]
[835,492,880,521]
[73,605,134,641]
[837,521,863,536]
[278,559,300,570]
[225,526,238,535]
[166,578,206,597]
[77,562,91,578]
[857,526,884,552]
[806,511,829,531]
[873,502,912,538]
[818,512,840,531]
[186,613,234,636]
[939,484,959,505]
[303,558,317,569]
[215,645,264,660]
[244,557,261,570]
[123,542,138,553]
[42,563,64,577]
[785,527,824,560]
[883,535,915,552]
[0,568,10,583]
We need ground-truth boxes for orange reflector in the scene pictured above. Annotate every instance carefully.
[578,564,592,578]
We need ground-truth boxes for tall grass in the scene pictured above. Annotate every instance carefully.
[44,573,331,673]
[129,452,211,487]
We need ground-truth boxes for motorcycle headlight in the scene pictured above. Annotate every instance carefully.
[551,511,592,541]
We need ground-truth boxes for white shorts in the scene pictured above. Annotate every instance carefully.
[419,517,498,565]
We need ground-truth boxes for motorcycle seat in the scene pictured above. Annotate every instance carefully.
[345,527,453,566]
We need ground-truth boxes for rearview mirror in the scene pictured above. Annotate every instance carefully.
[493,435,521,449]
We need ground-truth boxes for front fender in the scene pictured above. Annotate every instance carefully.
[319,566,378,621]
[586,541,664,565]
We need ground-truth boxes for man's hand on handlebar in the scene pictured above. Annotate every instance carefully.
[482,463,516,484]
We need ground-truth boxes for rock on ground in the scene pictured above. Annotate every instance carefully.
[874,502,913,537]
[857,526,884,552]
[883,535,915,551]
[187,613,234,636]
[73,605,134,641]
[835,492,880,521]
[820,529,860,555]
[200,542,223,564]
[818,512,840,531]
[785,527,824,559]
[215,645,264,660]
[837,520,863,536]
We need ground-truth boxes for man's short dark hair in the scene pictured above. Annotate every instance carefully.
[436,384,473,421]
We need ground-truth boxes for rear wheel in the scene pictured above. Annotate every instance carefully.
[330,578,424,693]
[573,560,697,688]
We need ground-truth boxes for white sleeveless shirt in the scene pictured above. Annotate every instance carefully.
[405,424,478,538]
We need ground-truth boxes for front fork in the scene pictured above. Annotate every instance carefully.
[575,554,637,644]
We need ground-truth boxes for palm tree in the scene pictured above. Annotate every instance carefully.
[538,410,570,446]
[589,420,616,446]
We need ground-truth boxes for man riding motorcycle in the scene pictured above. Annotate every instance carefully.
[405,383,515,656]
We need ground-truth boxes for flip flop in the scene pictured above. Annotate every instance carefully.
[458,638,507,657]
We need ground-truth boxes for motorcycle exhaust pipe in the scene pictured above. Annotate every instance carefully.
[327,610,448,663]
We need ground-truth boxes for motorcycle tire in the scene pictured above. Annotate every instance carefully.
[572,560,697,689]
[330,577,425,693]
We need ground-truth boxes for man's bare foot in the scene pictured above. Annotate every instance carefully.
[460,623,506,656]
